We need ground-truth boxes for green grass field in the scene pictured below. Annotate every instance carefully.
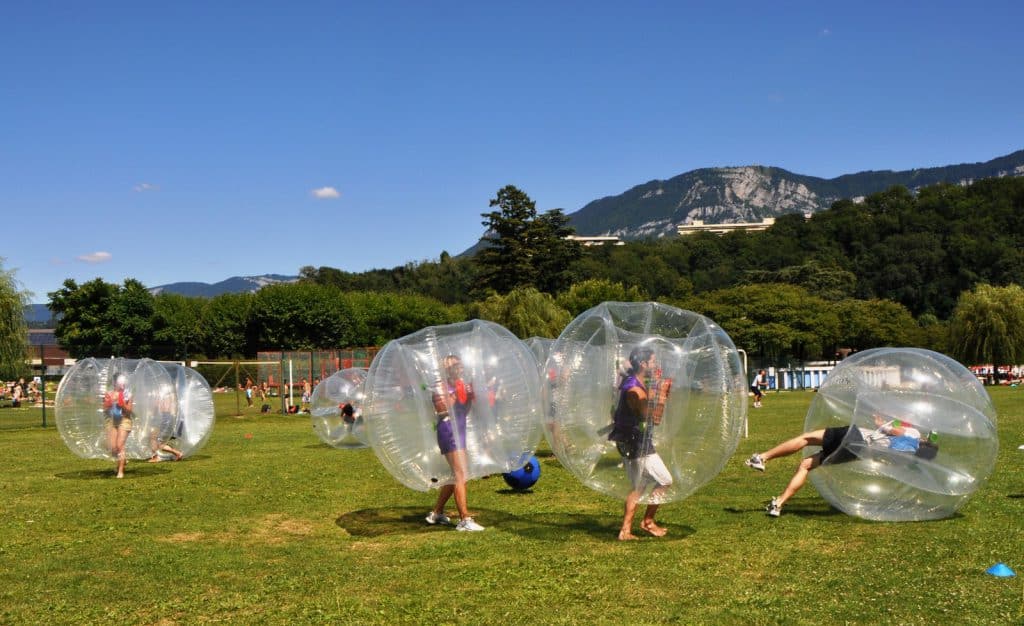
[1,388,1022,624]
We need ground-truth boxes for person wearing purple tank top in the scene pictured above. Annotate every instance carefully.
[425,354,485,532]
[608,346,673,540]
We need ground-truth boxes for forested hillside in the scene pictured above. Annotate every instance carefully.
[303,177,1024,320]
[47,177,1024,366]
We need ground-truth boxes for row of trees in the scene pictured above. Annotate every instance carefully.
[3,178,1023,371]
[48,279,458,361]
[42,269,1024,372]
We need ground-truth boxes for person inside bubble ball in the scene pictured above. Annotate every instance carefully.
[608,346,674,541]
[149,387,183,463]
[745,413,936,517]
[103,374,134,478]
[338,401,362,436]
[425,353,485,532]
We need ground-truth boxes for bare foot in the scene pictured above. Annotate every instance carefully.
[116,473,124,479]
[640,520,667,537]
[618,530,638,541]
[148,456,161,463]
[174,452,183,461]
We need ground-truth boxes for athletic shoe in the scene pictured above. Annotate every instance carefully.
[745,453,765,472]
[765,497,781,517]
[456,517,485,532]
[425,511,452,526]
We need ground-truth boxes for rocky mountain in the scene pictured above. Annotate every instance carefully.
[148,274,299,298]
[567,149,1024,238]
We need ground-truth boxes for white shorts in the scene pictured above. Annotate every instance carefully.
[625,453,673,493]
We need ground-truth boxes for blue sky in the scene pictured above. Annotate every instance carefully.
[3,1,1022,303]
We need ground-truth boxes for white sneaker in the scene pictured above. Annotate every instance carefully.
[456,517,485,532]
[765,497,781,517]
[425,511,452,526]
[745,453,766,472]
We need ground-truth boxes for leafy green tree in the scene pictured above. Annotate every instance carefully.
[916,313,950,354]
[49,278,118,358]
[152,293,207,360]
[200,293,255,358]
[49,278,156,358]
[683,284,840,363]
[470,287,571,339]
[300,254,478,305]
[0,260,30,379]
[744,262,856,301]
[476,185,582,295]
[556,278,647,317]
[833,299,922,352]
[252,283,359,350]
[949,283,1024,368]
[107,279,155,357]
[350,291,460,346]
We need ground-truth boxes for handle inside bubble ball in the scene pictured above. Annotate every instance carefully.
[648,377,672,424]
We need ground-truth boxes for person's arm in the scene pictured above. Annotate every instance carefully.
[626,387,647,419]
[874,415,906,437]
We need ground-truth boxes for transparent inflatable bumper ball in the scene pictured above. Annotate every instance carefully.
[805,347,998,521]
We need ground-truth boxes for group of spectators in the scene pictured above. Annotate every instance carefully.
[238,377,321,414]
[0,378,40,407]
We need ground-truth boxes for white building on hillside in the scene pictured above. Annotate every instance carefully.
[677,217,776,236]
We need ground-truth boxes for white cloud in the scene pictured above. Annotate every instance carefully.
[820,28,832,36]
[77,251,112,264]
[133,182,159,192]
[311,186,341,199]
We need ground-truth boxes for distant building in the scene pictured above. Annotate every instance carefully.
[26,329,73,375]
[28,329,58,347]
[565,235,625,246]
[677,217,776,236]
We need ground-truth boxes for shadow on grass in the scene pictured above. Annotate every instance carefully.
[501,511,696,542]
[337,507,464,537]
[723,501,843,520]
[337,507,695,542]
[723,503,967,522]
[56,464,172,480]
[302,443,369,451]
[1006,494,1024,499]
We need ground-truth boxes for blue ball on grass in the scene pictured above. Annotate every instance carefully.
[502,456,541,490]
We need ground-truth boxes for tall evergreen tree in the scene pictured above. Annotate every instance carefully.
[476,185,582,295]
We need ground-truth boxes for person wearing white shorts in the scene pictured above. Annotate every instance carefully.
[625,452,672,495]
[607,346,674,540]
